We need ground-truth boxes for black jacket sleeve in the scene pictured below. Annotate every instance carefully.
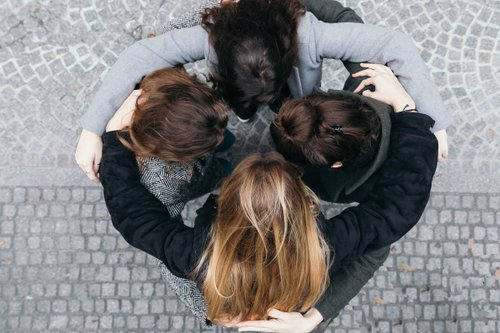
[99,131,214,278]
[302,0,363,24]
[323,112,438,272]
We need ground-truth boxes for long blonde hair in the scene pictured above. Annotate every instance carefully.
[194,152,330,323]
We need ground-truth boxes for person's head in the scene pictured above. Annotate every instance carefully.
[270,94,381,169]
[201,0,306,119]
[122,67,228,163]
[194,152,330,323]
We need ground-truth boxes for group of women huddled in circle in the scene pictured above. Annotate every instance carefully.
[75,0,450,331]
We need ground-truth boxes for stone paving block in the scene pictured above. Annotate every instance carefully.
[1,0,500,331]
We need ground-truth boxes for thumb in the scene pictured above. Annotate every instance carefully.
[362,89,374,98]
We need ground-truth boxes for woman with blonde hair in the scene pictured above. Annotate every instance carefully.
[101,100,438,331]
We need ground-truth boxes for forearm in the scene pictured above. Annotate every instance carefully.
[100,132,196,277]
[317,22,452,131]
[303,0,365,83]
[325,112,438,268]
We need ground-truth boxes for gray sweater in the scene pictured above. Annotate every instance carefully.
[81,13,451,134]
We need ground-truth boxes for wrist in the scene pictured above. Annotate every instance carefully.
[392,95,415,113]
[82,128,100,138]
[304,308,324,331]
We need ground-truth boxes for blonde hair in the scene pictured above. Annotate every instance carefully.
[194,152,330,323]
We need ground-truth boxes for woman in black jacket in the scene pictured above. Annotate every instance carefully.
[100,64,438,331]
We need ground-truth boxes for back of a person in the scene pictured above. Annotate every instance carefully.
[271,90,392,203]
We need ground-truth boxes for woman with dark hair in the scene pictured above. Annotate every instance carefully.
[76,0,451,181]
[199,0,307,120]
[271,63,412,203]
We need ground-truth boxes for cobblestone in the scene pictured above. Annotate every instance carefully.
[1,0,500,331]
[0,189,497,332]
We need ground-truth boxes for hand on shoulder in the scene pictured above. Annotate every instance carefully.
[353,63,415,112]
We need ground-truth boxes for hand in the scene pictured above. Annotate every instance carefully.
[106,90,141,132]
[433,129,448,162]
[75,129,103,183]
[237,308,323,333]
[218,315,242,328]
[353,63,415,112]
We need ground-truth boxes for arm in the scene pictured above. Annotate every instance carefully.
[312,20,452,132]
[302,0,367,86]
[99,131,213,278]
[81,25,207,135]
[352,62,448,161]
[324,111,438,270]
[76,26,207,180]
[302,0,363,24]
[237,308,324,333]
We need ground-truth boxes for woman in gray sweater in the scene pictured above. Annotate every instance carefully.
[76,0,450,182]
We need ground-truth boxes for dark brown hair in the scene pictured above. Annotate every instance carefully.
[121,67,228,163]
[201,0,306,119]
[270,94,381,168]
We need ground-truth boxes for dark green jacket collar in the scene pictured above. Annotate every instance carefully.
[301,89,393,203]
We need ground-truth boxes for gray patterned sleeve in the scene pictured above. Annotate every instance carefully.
[139,157,191,218]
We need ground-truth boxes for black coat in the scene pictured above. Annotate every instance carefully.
[300,89,394,203]
[100,112,438,279]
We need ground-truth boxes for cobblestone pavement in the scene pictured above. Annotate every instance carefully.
[0,0,499,332]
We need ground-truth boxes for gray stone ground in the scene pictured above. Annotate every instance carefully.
[0,0,499,332]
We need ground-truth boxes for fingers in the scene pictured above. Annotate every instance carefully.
[362,89,374,98]
[92,162,101,182]
[353,77,374,94]
[75,129,104,182]
[237,319,281,332]
[78,161,99,182]
[238,327,274,332]
[433,130,448,163]
[87,169,100,183]
[351,68,376,78]
[438,149,448,162]
[93,148,103,182]
[360,63,393,74]
[267,308,288,320]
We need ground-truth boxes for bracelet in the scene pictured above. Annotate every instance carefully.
[399,104,417,112]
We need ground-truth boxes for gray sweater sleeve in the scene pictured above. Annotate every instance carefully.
[80,25,207,135]
[312,20,452,131]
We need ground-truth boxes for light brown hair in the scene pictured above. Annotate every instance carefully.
[194,152,330,323]
[121,67,228,162]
